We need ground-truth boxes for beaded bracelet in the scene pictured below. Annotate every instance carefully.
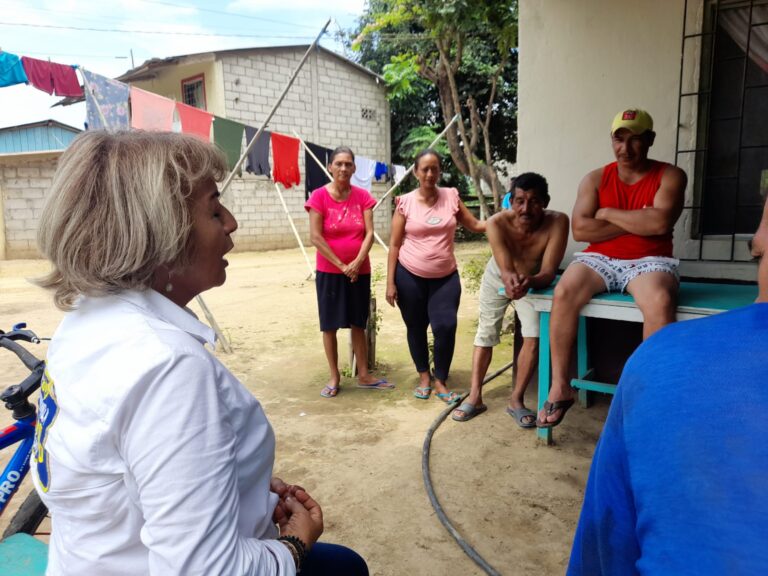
[278,535,307,571]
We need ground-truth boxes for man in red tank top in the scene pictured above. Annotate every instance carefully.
[537,108,687,429]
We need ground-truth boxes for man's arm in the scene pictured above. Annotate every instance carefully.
[528,212,569,290]
[595,165,687,237]
[486,213,522,297]
[572,169,627,243]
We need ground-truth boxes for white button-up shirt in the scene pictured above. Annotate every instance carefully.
[32,290,295,575]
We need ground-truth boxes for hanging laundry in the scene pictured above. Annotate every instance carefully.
[304,142,332,199]
[271,132,301,189]
[50,63,82,97]
[374,161,389,182]
[21,56,53,94]
[81,69,129,131]
[213,116,246,171]
[130,87,175,132]
[0,51,28,88]
[244,126,271,177]
[176,101,213,141]
[351,155,376,191]
[393,164,407,184]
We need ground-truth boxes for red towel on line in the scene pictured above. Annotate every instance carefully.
[176,102,213,141]
[21,56,54,94]
[130,87,175,132]
[271,132,300,189]
[20,57,83,97]
[50,62,82,97]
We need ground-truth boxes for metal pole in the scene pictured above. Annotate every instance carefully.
[273,182,315,279]
[220,18,331,194]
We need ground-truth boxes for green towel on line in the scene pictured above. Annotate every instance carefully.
[213,116,246,173]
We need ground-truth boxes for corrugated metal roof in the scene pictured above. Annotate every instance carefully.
[0,120,81,154]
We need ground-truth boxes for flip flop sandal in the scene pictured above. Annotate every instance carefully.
[506,406,537,429]
[357,379,395,390]
[435,391,461,404]
[320,385,340,398]
[452,402,487,422]
[535,398,575,428]
[413,386,433,399]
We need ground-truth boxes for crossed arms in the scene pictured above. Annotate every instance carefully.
[572,165,687,243]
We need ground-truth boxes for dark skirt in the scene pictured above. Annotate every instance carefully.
[315,271,371,331]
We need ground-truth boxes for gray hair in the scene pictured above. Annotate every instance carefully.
[36,130,228,310]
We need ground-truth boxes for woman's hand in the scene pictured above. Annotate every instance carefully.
[276,489,324,551]
[385,283,398,307]
[344,259,363,283]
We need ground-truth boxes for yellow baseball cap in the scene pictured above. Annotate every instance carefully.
[611,108,653,135]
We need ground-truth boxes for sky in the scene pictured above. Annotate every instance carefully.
[0,0,368,129]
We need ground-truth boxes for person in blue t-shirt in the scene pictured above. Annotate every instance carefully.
[568,199,768,575]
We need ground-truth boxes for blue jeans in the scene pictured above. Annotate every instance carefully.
[301,542,368,575]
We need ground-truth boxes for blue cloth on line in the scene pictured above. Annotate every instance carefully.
[501,192,512,210]
[374,161,388,181]
[0,52,28,88]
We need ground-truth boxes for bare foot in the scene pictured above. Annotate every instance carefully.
[507,396,534,426]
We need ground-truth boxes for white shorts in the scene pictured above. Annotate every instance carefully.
[572,252,680,293]
[474,258,539,347]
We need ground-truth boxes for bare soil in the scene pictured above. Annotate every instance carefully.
[0,243,610,575]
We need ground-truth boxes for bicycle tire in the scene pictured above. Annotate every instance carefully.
[2,490,48,538]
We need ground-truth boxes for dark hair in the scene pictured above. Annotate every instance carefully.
[511,172,550,204]
[329,146,355,164]
[414,148,442,170]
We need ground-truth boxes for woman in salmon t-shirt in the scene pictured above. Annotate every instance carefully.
[386,149,485,403]
[305,146,394,398]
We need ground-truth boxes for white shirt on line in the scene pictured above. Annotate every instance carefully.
[32,289,295,576]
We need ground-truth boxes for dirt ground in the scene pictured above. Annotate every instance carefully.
[0,242,610,575]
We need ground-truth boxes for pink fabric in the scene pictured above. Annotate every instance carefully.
[396,187,460,278]
[304,185,376,274]
[130,87,175,131]
[50,63,82,97]
[21,56,53,94]
[176,102,213,141]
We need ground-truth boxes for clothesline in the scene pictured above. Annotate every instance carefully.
[0,47,406,194]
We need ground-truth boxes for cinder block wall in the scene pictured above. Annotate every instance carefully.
[0,154,57,259]
[221,48,393,253]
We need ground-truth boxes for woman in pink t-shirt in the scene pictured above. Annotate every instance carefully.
[305,146,393,398]
[386,149,485,402]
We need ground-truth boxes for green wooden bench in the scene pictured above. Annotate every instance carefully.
[527,280,758,445]
[0,533,48,576]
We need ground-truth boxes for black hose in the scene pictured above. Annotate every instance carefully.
[421,360,515,576]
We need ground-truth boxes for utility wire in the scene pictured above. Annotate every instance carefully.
[139,0,321,29]
[0,22,316,39]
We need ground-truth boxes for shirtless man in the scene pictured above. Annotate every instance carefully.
[452,172,568,424]
[537,108,687,429]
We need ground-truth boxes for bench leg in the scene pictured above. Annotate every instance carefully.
[536,311,553,445]
[576,316,592,408]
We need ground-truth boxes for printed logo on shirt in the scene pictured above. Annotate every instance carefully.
[427,216,442,226]
[33,369,58,492]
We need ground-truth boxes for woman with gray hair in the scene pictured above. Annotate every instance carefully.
[32,131,367,575]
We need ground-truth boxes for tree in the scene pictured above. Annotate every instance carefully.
[349,0,518,215]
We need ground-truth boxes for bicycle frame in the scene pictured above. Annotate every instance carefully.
[0,413,35,516]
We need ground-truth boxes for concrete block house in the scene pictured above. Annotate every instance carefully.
[119,45,392,252]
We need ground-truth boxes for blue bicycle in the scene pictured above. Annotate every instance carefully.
[0,324,48,538]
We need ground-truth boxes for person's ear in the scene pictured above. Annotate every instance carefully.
[647,131,656,146]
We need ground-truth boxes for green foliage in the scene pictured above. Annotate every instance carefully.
[342,0,519,190]
[460,251,491,293]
